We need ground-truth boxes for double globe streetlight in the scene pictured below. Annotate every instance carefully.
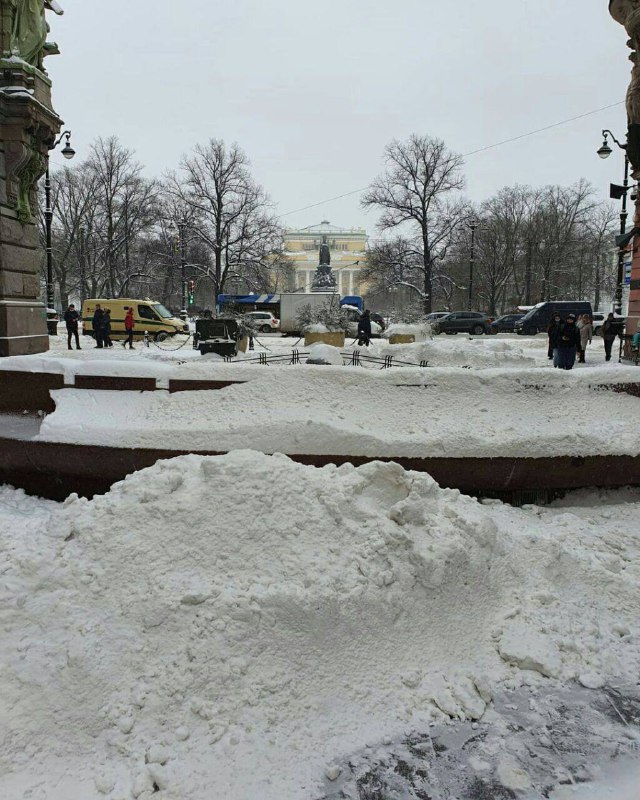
[168,216,189,317]
[597,129,629,315]
[44,131,75,330]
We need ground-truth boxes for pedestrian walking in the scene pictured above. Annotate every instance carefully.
[123,306,135,349]
[547,312,562,364]
[576,314,593,363]
[92,304,104,348]
[601,313,618,362]
[357,309,372,347]
[102,308,113,348]
[556,313,580,370]
[63,303,81,350]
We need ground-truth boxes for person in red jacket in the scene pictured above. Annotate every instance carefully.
[123,307,135,349]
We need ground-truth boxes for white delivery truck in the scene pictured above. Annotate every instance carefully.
[278,292,340,335]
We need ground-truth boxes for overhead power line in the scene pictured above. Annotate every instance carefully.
[280,101,624,218]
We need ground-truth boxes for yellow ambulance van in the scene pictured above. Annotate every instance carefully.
[81,299,189,342]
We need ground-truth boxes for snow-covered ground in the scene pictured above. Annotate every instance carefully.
[0,330,633,381]
[0,331,630,458]
[34,366,640,457]
[3,334,640,798]
[1,453,640,799]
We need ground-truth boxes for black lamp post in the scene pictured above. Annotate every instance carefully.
[169,216,189,318]
[45,130,75,329]
[468,220,479,311]
[597,129,629,315]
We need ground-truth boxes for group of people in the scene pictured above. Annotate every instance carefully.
[547,311,619,369]
[63,304,136,350]
[91,305,113,349]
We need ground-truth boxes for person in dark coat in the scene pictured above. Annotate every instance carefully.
[92,305,104,348]
[63,303,81,350]
[601,313,618,362]
[547,312,562,364]
[357,309,372,346]
[101,308,113,348]
[556,313,580,370]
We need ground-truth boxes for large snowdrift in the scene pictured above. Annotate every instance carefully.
[38,368,640,456]
[1,453,639,799]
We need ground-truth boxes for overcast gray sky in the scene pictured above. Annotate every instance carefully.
[48,1,629,233]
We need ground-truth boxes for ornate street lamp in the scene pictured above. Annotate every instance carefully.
[45,131,75,330]
[596,129,629,314]
[169,216,189,317]
[468,220,480,311]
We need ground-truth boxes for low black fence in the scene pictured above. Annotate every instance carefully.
[222,349,429,369]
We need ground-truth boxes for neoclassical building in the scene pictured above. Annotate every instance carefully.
[283,221,368,295]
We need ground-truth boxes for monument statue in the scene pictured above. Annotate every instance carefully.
[609,0,640,177]
[4,1,63,69]
[311,234,337,293]
[0,0,65,355]
[319,237,331,266]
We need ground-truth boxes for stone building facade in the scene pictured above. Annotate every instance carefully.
[283,221,368,296]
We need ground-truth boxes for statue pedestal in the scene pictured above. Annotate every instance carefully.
[0,62,61,356]
[311,265,337,293]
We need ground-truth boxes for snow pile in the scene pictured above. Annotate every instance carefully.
[375,336,538,368]
[305,342,343,365]
[38,369,640,456]
[1,452,640,799]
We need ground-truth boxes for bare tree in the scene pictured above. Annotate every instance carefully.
[582,202,618,311]
[362,135,467,313]
[86,137,159,296]
[40,165,99,307]
[473,187,530,315]
[44,137,159,305]
[166,139,284,301]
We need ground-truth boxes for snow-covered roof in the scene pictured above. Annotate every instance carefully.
[285,220,367,236]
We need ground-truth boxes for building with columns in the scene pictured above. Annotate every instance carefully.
[283,221,368,296]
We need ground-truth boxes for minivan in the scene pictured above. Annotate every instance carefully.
[82,299,189,342]
[514,301,593,335]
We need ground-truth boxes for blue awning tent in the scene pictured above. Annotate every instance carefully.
[217,293,364,310]
[340,295,363,311]
[217,294,280,306]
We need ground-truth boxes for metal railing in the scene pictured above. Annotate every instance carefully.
[222,349,429,369]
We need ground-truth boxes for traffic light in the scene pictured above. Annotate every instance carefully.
[188,280,195,305]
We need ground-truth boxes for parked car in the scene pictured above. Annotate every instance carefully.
[490,313,525,333]
[243,311,280,333]
[592,311,625,336]
[431,311,491,335]
[514,301,593,335]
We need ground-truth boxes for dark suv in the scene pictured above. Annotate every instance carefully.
[432,311,491,335]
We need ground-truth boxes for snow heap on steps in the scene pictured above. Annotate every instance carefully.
[1,451,639,799]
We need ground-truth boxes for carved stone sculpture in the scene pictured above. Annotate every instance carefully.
[609,0,640,177]
[2,0,62,69]
[0,0,64,355]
